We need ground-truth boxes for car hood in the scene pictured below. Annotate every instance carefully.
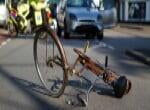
[67,7,99,21]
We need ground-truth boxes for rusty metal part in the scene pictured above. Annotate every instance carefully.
[103,69,119,85]
[73,48,118,82]
[73,48,104,76]
[73,48,131,96]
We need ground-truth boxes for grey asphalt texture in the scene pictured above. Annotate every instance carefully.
[126,49,150,66]
[116,23,150,66]
[0,27,150,110]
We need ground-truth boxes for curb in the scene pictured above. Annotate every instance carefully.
[125,50,150,66]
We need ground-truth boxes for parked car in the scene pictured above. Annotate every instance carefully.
[0,0,8,27]
[56,0,103,39]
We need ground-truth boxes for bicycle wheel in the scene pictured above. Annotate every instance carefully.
[34,29,68,98]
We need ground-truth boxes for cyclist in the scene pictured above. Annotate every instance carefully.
[17,0,30,31]
[29,0,52,25]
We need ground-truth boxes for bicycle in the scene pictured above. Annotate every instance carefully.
[34,24,132,107]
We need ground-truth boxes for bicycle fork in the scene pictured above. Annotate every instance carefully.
[76,56,109,106]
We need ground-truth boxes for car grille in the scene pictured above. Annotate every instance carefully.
[75,25,98,34]
[79,20,95,22]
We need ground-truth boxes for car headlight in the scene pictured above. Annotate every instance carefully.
[69,13,77,21]
[97,14,102,22]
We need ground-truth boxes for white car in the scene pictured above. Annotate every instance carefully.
[0,0,8,27]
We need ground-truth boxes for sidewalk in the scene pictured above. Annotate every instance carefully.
[113,23,150,36]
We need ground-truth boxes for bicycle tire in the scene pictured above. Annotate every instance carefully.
[34,27,68,98]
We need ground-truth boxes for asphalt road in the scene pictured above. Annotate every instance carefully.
[0,28,150,110]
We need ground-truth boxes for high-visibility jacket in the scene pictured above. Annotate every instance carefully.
[29,0,39,4]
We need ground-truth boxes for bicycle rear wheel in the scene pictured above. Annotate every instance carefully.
[34,29,68,98]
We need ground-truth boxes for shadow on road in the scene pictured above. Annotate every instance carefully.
[66,77,115,98]
[0,67,63,110]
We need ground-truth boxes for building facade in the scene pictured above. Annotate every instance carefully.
[119,0,150,22]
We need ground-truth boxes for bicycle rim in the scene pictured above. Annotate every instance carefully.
[34,30,68,98]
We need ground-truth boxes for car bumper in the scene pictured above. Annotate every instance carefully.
[70,21,103,33]
[0,15,7,26]
[0,19,6,26]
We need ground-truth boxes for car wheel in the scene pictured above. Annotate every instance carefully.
[64,30,70,39]
[57,24,62,38]
[85,33,94,39]
[64,22,70,39]
[97,31,104,40]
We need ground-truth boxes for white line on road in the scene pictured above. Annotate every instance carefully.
[89,41,115,51]
[0,38,11,48]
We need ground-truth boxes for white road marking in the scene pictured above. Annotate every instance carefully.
[90,41,115,50]
[0,38,11,48]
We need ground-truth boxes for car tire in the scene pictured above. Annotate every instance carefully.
[64,31,70,39]
[85,33,94,39]
[57,24,62,38]
[97,31,104,40]
[64,22,70,39]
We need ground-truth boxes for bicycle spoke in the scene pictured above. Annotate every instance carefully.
[34,30,68,97]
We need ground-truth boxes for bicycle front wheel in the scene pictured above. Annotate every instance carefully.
[34,29,68,98]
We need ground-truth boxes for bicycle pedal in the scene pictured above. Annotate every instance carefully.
[66,99,73,105]
[47,57,54,67]
[77,94,88,107]
[48,62,53,68]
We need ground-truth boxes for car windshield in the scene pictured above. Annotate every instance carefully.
[0,0,5,4]
[67,0,92,7]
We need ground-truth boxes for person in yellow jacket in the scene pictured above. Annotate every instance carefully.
[17,0,30,31]
[7,0,52,31]
[29,0,52,25]
[29,0,47,10]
